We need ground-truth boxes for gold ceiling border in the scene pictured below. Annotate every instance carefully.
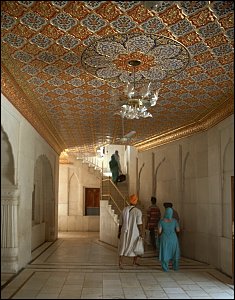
[59,151,73,164]
[134,97,234,152]
[1,66,65,155]
[59,159,73,164]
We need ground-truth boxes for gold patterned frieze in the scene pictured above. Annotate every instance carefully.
[128,4,153,23]
[218,13,234,29]
[205,33,228,48]
[206,67,225,77]
[21,43,41,55]
[59,159,73,164]
[194,51,214,63]
[218,53,234,65]
[189,9,215,27]
[1,2,25,17]
[135,97,234,152]
[59,151,73,164]
[11,23,34,39]
[217,81,233,89]
[157,29,174,39]
[96,1,121,21]
[186,66,204,75]
[159,5,184,25]
[178,31,201,46]
[69,24,91,40]
[96,26,117,37]
[65,2,90,20]
[40,24,64,39]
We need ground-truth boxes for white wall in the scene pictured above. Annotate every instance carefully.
[100,200,119,247]
[137,115,234,276]
[102,145,126,174]
[1,94,59,272]
[58,158,100,232]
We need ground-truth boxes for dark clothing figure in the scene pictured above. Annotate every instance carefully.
[158,208,180,272]
[114,150,122,175]
[163,202,180,223]
[109,154,119,184]
[146,197,161,250]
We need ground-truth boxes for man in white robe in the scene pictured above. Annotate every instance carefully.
[118,194,143,268]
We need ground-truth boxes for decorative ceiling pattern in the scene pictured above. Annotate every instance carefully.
[1,1,234,155]
[81,32,191,82]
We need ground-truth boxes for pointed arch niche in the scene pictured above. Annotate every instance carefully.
[181,154,197,260]
[31,155,55,251]
[221,138,234,277]
[68,172,79,216]
[1,126,19,273]
[222,139,234,238]
[1,126,14,185]
[156,157,177,206]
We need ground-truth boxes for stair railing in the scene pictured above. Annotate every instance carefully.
[82,158,103,173]
[102,178,129,216]
[101,177,147,229]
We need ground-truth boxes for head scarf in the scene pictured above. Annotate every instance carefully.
[163,202,172,208]
[164,207,173,219]
[129,194,138,205]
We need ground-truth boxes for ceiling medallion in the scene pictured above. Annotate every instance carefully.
[81,32,190,83]
[81,32,190,119]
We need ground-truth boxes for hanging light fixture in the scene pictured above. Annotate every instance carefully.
[118,59,160,119]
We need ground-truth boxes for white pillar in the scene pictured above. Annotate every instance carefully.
[1,185,19,273]
[127,146,138,195]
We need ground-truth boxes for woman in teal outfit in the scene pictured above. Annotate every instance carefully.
[158,207,180,272]
[109,154,119,184]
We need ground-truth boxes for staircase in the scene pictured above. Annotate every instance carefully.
[101,177,146,223]
[81,157,146,226]
[102,178,128,217]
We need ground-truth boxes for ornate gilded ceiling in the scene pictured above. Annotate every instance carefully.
[1,1,234,155]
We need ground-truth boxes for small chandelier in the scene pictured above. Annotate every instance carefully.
[119,59,160,119]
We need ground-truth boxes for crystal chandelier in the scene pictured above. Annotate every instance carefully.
[119,59,160,119]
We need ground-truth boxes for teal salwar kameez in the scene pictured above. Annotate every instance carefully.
[158,207,180,272]
[109,155,119,184]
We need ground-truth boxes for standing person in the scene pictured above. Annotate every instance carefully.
[118,194,143,269]
[158,207,180,272]
[163,202,180,223]
[109,154,119,185]
[114,150,122,175]
[146,196,161,250]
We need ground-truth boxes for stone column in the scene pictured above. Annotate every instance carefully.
[1,185,19,273]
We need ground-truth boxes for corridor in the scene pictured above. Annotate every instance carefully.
[1,232,234,299]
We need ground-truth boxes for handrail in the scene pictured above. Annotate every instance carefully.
[83,159,102,172]
[102,178,129,206]
[101,178,129,216]
[101,177,147,229]
[109,194,122,215]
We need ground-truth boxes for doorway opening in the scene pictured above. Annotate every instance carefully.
[85,188,100,216]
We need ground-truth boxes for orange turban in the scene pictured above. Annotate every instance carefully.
[130,194,138,205]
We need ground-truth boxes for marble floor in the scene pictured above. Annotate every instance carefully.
[1,232,234,299]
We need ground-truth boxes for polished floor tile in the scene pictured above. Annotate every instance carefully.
[1,232,234,299]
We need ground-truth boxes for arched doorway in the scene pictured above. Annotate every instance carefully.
[1,126,19,272]
[31,155,55,251]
